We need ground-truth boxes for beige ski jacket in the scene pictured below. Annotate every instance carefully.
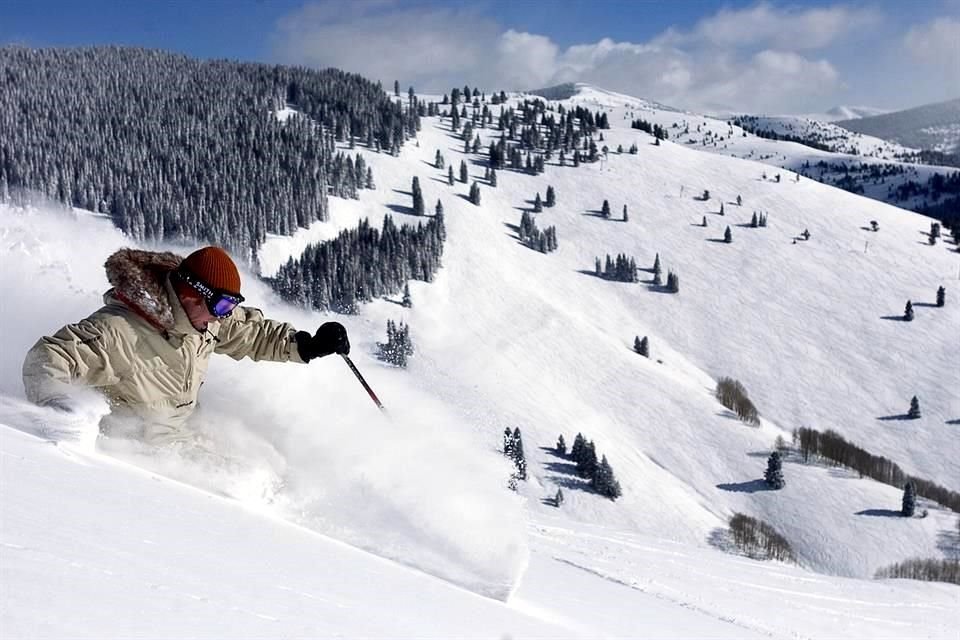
[22,249,305,444]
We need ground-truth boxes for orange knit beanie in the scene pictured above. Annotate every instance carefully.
[180,246,241,295]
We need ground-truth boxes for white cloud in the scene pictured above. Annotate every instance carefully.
[665,2,881,50]
[904,17,960,81]
[270,2,937,113]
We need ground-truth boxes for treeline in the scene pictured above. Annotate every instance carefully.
[729,513,795,562]
[731,117,834,153]
[715,377,760,426]
[875,558,960,585]
[794,427,960,512]
[271,213,445,313]
[630,118,669,140]
[0,46,416,256]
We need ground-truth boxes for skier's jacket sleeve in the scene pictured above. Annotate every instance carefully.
[21,317,124,409]
[214,306,306,363]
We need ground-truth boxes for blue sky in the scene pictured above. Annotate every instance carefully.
[3,1,958,113]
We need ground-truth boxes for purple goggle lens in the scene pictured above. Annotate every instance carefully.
[210,294,242,318]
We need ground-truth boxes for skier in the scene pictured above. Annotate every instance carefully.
[22,246,349,445]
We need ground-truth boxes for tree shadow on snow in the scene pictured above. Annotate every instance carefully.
[716,479,770,493]
[912,302,937,308]
[538,445,567,460]
[705,238,730,243]
[392,188,412,197]
[855,509,902,517]
[582,211,609,219]
[545,460,580,476]
[879,315,907,321]
[386,203,415,216]
[877,414,911,421]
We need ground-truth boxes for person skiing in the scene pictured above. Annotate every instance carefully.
[22,246,349,445]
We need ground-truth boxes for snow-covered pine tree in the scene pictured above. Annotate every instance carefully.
[469,181,481,205]
[534,192,543,212]
[902,482,916,517]
[512,427,527,480]
[435,149,444,169]
[936,286,945,307]
[402,283,412,308]
[636,336,649,357]
[764,451,785,489]
[724,225,732,243]
[908,395,921,419]
[666,270,679,293]
[447,165,454,185]
[577,441,598,479]
[593,455,622,500]
[751,212,759,228]
[545,185,556,207]
[904,300,914,321]
[623,204,628,222]
[571,433,585,464]
[459,160,468,183]
[601,199,611,218]
[411,176,424,216]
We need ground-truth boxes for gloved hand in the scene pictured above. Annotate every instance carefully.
[295,322,350,362]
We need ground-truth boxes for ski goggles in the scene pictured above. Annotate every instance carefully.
[175,269,244,318]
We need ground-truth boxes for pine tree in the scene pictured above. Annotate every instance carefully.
[751,212,759,228]
[394,79,400,97]
[593,455,622,500]
[556,434,567,456]
[435,199,444,217]
[724,225,732,243]
[666,270,679,293]
[904,300,914,321]
[469,181,481,205]
[512,427,527,480]
[534,192,543,212]
[402,283,412,308]
[489,168,497,187]
[936,285,945,307]
[435,149,444,169]
[459,160,468,183]
[908,395,921,419]
[737,194,742,206]
[555,488,564,507]
[601,199,611,218]
[720,202,725,216]
[902,482,916,517]
[623,204,628,222]
[545,185,556,207]
[503,427,514,458]
[702,215,708,227]
[764,451,785,489]
[411,176,424,216]
[447,165,455,186]
[637,336,649,357]
[577,441,598,479]
[571,433,585,464]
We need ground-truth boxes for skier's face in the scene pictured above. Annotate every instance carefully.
[174,282,215,331]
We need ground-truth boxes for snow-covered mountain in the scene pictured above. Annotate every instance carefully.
[2,81,959,638]
[837,97,960,153]
[819,105,889,122]
[561,84,958,213]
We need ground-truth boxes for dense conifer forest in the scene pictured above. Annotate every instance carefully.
[0,46,418,259]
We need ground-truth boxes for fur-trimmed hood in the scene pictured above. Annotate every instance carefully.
[104,248,183,331]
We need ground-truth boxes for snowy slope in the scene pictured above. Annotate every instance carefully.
[564,84,958,211]
[2,79,960,637]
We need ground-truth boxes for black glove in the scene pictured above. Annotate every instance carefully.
[295,322,350,362]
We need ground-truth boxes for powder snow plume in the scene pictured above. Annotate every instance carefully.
[0,202,529,599]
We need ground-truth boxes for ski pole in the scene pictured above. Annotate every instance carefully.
[340,354,386,413]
